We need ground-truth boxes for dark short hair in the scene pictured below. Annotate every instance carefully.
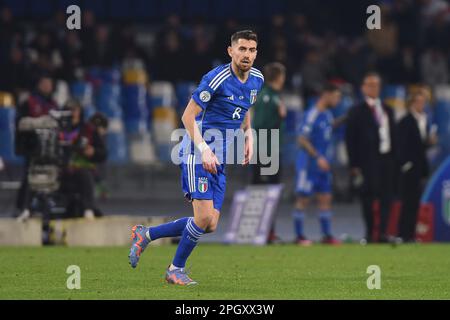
[362,71,381,83]
[90,112,109,129]
[263,62,286,83]
[321,83,340,94]
[231,30,258,45]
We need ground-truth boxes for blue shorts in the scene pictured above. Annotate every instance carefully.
[180,153,226,211]
[295,168,332,196]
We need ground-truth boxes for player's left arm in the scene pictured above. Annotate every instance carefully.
[241,111,253,165]
[332,114,347,128]
[275,96,287,119]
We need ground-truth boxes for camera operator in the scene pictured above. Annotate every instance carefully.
[15,74,57,221]
[65,112,108,220]
[58,99,84,166]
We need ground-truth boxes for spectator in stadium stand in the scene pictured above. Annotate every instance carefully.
[81,24,117,68]
[0,7,17,60]
[15,74,58,221]
[213,18,239,63]
[59,31,84,82]
[153,29,187,82]
[345,72,397,243]
[0,46,29,95]
[300,49,331,101]
[185,22,214,81]
[397,90,437,243]
[251,62,287,243]
[366,4,399,84]
[79,9,96,50]
[420,47,449,87]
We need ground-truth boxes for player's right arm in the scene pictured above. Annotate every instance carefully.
[184,65,229,174]
[298,136,330,171]
[181,98,220,174]
[297,110,330,172]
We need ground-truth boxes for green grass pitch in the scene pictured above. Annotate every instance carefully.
[1,244,449,299]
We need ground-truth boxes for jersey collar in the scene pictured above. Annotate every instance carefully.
[229,63,250,85]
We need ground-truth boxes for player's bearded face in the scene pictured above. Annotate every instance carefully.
[228,39,257,72]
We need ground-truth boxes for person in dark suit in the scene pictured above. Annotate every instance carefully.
[397,90,436,242]
[345,72,397,242]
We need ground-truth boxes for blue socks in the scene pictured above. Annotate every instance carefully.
[146,217,206,269]
[293,210,305,238]
[147,217,190,241]
[319,210,332,237]
[293,209,334,238]
[173,218,205,268]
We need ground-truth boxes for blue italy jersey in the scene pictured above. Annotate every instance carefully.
[180,63,264,163]
[297,106,334,171]
[295,106,334,195]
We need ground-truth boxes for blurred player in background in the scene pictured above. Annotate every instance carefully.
[293,84,342,245]
[128,30,264,285]
[251,62,287,243]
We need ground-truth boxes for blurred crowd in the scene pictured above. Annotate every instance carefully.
[1,0,450,102]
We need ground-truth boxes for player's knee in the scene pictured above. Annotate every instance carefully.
[205,222,217,233]
[194,215,212,230]
[296,197,308,210]
[318,200,331,211]
[318,204,331,211]
[317,195,332,210]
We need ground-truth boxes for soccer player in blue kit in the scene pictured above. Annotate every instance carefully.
[128,30,264,285]
[293,84,342,246]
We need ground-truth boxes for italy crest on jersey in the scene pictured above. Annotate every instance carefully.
[250,89,258,104]
[198,177,208,193]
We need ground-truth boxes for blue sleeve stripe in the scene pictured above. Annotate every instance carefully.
[209,70,230,90]
[251,67,263,76]
[298,109,318,137]
[208,65,230,88]
[306,108,319,124]
[250,71,264,81]
[208,68,228,87]
[211,73,231,90]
